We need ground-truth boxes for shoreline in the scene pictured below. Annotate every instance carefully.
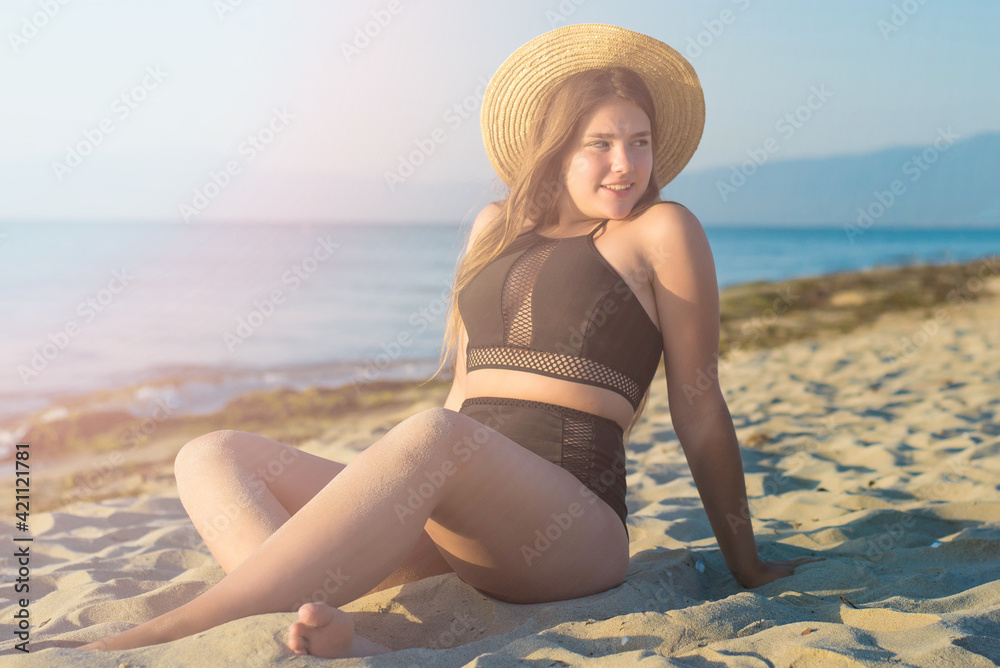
[3,247,998,432]
[5,252,999,511]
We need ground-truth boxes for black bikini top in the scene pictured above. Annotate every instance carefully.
[457,219,663,410]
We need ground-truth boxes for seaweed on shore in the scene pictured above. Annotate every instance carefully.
[718,254,999,354]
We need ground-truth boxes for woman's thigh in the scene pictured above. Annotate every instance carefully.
[188,430,348,514]
[177,430,456,586]
[424,412,630,604]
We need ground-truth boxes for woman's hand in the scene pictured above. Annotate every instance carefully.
[733,556,824,588]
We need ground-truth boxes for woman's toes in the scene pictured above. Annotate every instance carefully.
[287,621,309,655]
[286,602,355,658]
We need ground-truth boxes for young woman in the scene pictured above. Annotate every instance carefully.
[82,24,819,659]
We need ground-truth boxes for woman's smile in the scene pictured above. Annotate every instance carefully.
[601,182,635,197]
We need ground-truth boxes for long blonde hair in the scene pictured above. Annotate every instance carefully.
[428,67,665,442]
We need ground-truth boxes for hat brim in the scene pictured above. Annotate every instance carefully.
[481,23,705,188]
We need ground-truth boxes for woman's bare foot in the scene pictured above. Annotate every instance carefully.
[287,602,392,658]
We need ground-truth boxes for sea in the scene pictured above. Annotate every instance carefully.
[2,221,999,456]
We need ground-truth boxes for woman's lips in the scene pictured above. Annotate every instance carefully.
[601,183,633,197]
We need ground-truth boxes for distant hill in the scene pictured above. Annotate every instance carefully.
[663,131,1000,227]
[4,131,994,227]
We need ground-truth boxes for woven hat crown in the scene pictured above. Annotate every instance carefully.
[481,23,705,188]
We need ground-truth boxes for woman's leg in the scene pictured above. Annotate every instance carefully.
[83,407,629,656]
[172,429,454,593]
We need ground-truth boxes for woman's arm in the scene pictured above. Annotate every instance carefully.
[442,322,468,412]
[443,201,501,412]
[641,203,819,587]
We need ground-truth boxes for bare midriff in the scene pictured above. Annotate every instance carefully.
[464,368,636,432]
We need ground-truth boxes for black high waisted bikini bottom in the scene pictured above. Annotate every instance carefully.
[458,397,629,536]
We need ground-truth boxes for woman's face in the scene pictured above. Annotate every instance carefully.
[555,96,653,225]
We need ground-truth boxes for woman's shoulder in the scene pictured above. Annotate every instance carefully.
[631,200,697,227]
[476,199,505,219]
[468,200,538,242]
[626,201,708,270]
[467,200,505,249]
[630,200,705,241]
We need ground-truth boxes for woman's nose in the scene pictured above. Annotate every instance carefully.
[610,144,633,173]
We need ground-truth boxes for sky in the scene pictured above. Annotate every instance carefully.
[1,0,998,224]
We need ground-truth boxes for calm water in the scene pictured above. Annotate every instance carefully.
[2,222,999,427]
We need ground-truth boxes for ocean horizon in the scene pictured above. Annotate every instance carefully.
[3,221,1000,436]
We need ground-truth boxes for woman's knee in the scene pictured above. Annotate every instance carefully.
[174,429,245,482]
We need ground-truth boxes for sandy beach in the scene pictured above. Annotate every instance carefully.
[2,257,1000,666]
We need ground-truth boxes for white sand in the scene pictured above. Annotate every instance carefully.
[2,286,999,666]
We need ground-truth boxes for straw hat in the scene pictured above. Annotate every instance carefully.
[481,23,705,188]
